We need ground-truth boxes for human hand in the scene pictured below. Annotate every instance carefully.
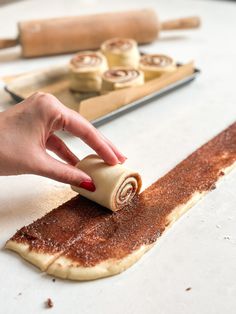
[0,92,126,191]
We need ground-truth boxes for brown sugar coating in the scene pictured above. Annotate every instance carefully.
[10,122,236,266]
[12,197,111,253]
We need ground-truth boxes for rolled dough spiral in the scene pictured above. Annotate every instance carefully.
[101,38,140,68]
[139,54,176,81]
[69,51,108,92]
[71,155,142,211]
[101,67,144,92]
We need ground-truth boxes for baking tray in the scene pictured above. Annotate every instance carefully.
[4,64,200,127]
[92,66,200,127]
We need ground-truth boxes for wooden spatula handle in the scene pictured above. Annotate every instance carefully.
[161,16,201,30]
[0,38,18,49]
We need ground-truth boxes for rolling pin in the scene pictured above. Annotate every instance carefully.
[0,9,200,58]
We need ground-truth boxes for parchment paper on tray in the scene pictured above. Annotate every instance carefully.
[79,62,194,121]
[4,62,195,123]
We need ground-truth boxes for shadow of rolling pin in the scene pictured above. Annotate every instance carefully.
[0,10,201,58]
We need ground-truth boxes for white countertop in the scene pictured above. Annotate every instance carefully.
[1,0,236,313]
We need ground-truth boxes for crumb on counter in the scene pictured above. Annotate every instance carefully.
[210,183,216,191]
[45,298,54,308]
[185,287,192,291]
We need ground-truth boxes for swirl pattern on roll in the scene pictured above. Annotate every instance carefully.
[71,52,103,69]
[102,38,134,52]
[114,175,141,210]
[104,68,140,83]
[140,54,173,68]
[101,38,140,68]
[69,51,108,92]
[139,54,176,81]
[71,155,142,212]
[101,67,144,92]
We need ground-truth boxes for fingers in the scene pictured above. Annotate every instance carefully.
[46,134,79,166]
[35,153,95,191]
[30,93,127,166]
[63,108,125,165]
[100,134,127,164]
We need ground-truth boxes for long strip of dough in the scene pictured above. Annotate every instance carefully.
[6,122,236,280]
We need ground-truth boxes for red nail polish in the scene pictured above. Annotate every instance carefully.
[119,156,127,164]
[79,180,96,192]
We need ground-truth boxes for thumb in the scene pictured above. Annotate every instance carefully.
[34,153,96,192]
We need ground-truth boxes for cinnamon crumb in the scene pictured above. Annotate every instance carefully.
[45,298,53,308]
[210,184,216,191]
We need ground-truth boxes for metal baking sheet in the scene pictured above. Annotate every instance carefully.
[92,67,200,127]
[4,66,200,127]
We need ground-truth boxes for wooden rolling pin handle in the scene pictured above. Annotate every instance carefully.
[161,16,201,30]
[0,38,18,49]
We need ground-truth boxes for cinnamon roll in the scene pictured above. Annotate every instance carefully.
[69,51,108,92]
[101,67,144,93]
[101,38,140,68]
[139,54,176,81]
[71,155,142,212]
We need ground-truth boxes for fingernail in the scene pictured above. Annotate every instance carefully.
[79,180,96,192]
[119,155,127,163]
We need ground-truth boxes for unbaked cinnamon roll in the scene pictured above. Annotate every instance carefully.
[101,67,144,93]
[69,51,108,92]
[101,38,140,68]
[71,155,142,212]
[139,54,176,81]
